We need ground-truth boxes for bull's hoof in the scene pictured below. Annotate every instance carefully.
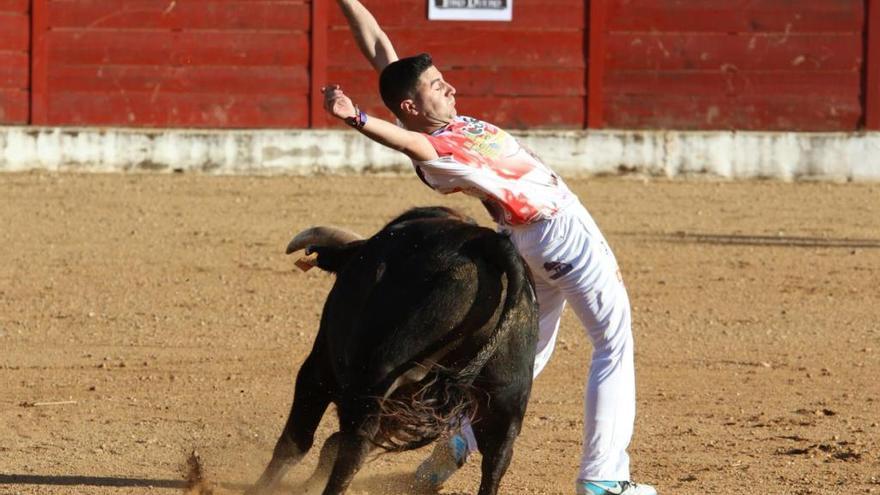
[242,485,270,495]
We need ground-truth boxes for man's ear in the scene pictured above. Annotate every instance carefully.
[399,99,418,117]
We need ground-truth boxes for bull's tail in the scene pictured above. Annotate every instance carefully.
[371,233,533,452]
[453,233,532,383]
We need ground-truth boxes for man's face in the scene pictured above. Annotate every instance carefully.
[411,65,457,125]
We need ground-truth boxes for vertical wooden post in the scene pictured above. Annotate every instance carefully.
[587,0,607,129]
[30,0,49,125]
[867,0,880,130]
[310,0,328,128]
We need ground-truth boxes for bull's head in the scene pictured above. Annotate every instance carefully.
[286,226,363,271]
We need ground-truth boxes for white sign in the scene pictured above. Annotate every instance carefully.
[428,0,512,22]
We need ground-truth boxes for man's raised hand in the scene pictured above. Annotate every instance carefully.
[321,84,357,121]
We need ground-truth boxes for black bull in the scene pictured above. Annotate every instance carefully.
[248,207,539,495]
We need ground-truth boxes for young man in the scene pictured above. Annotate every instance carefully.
[326,2,657,494]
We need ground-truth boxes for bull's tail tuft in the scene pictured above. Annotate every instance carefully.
[369,367,478,452]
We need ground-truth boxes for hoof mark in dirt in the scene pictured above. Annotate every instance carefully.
[777,442,864,462]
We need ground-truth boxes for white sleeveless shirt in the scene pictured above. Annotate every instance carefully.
[412,116,577,226]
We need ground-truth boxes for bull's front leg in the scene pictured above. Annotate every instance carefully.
[247,353,332,495]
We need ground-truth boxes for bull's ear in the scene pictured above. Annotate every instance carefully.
[294,252,319,272]
[313,242,366,273]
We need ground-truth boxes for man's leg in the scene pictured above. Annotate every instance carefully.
[531,278,566,379]
[540,206,653,494]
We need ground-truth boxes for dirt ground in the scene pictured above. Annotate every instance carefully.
[1,172,878,495]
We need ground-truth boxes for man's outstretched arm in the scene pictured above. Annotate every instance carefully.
[324,85,437,162]
[336,0,399,72]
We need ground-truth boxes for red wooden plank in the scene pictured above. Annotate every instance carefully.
[607,0,863,33]
[0,51,28,88]
[606,33,863,72]
[456,96,585,129]
[48,30,309,67]
[604,93,863,131]
[310,0,327,128]
[0,0,28,14]
[32,0,50,124]
[327,68,585,97]
[48,0,310,31]
[328,29,585,69]
[316,94,585,130]
[47,65,309,94]
[328,0,585,30]
[0,13,29,51]
[866,0,880,130]
[46,91,309,128]
[0,88,28,123]
[605,70,862,97]
[588,0,608,128]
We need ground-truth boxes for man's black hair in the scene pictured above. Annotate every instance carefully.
[379,53,434,119]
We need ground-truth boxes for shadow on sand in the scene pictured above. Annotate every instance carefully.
[622,231,880,249]
[0,472,474,494]
[0,473,250,492]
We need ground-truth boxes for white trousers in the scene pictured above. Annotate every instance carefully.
[461,202,636,481]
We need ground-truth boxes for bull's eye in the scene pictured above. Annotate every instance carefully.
[376,262,386,282]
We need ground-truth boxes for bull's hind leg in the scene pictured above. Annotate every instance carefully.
[247,353,332,495]
[471,383,530,495]
[300,431,342,491]
[319,431,373,495]
[318,406,380,495]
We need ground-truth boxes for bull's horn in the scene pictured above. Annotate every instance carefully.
[286,226,363,255]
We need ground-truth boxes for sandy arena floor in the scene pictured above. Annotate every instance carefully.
[1,172,878,495]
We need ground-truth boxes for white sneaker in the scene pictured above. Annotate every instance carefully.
[413,434,469,490]
[576,480,657,495]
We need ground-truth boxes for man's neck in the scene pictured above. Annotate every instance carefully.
[405,119,451,134]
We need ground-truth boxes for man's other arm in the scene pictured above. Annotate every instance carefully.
[336,0,399,72]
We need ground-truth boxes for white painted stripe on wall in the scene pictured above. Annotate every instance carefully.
[2,127,879,180]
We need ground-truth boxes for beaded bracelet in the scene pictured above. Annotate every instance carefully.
[345,106,368,130]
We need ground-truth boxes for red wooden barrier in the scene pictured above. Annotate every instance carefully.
[17,0,879,131]
[310,0,327,128]
[587,0,607,128]
[325,0,587,129]
[601,0,865,131]
[34,0,311,128]
[0,0,29,123]
[867,0,880,130]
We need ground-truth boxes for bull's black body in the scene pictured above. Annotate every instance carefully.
[248,207,539,495]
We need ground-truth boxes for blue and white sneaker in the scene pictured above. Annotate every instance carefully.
[577,480,657,495]
[414,434,469,490]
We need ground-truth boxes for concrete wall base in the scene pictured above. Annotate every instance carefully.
[1,127,879,180]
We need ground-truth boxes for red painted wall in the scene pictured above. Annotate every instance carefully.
[0,0,29,124]
[5,0,878,131]
[866,0,880,129]
[31,0,311,127]
[599,0,866,131]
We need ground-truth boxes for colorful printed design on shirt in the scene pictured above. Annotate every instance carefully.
[417,116,574,225]
[426,117,534,181]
